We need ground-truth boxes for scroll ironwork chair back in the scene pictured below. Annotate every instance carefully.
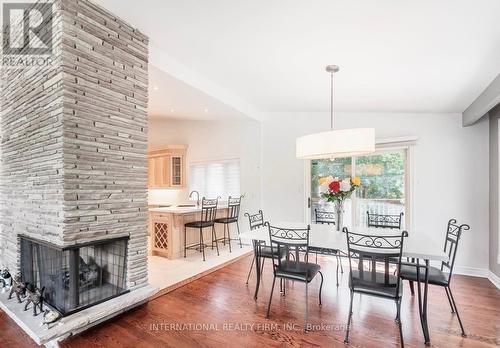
[442,219,470,284]
[243,210,272,286]
[267,223,311,272]
[343,227,408,345]
[367,211,404,229]
[344,228,408,296]
[315,209,336,225]
[264,223,323,331]
[226,196,242,221]
[201,197,219,223]
[244,210,264,230]
[313,208,342,285]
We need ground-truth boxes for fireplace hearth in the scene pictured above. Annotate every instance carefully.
[20,236,129,316]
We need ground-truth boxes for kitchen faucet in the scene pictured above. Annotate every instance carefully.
[189,190,200,206]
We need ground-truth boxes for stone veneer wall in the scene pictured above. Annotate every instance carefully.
[60,0,149,289]
[0,0,149,289]
[0,1,65,269]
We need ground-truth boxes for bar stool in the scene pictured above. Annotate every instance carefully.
[214,196,242,252]
[184,197,219,261]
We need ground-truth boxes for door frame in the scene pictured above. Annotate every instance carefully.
[304,139,416,231]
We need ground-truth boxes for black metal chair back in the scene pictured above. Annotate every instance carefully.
[244,210,264,230]
[441,219,470,283]
[315,209,336,225]
[266,223,310,273]
[367,211,404,229]
[227,196,242,220]
[344,227,408,297]
[201,197,218,223]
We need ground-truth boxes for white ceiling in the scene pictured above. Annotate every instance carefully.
[148,65,247,120]
[98,0,500,115]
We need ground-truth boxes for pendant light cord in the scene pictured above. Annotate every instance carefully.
[330,71,334,130]
[326,65,339,130]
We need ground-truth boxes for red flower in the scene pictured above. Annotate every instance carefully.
[329,180,340,193]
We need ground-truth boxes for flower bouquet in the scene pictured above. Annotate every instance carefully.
[319,176,361,231]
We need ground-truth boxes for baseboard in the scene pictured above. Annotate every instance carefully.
[488,270,500,290]
[423,265,500,290]
[452,265,489,278]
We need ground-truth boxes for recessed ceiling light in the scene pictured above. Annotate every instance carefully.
[170,108,174,113]
[204,108,209,113]
[153,86,159,91]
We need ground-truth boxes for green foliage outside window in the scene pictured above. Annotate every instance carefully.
[311,157,351,198]
[311,152,405,201]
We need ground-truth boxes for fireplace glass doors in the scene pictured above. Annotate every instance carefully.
[20,236,128,316]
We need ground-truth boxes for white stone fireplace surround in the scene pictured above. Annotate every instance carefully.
[0,0,157,344]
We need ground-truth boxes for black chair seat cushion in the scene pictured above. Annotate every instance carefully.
[259,246,286,259]
[185,221,214,228]
[275,260,321,282]
[214,217,238,224]
[399,265,449,286]
[350,270,403,298]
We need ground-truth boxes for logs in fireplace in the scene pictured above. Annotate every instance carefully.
[19,236,129,316]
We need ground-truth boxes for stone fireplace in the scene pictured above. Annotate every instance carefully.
[0,0,156,343]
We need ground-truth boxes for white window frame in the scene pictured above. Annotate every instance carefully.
[304,137,416,231]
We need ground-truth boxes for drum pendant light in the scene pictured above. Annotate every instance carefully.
[296,65,375,159]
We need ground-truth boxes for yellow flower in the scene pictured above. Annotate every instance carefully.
[319,177,328,185]
[351,176,361,186]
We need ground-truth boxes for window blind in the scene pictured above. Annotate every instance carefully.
[189,160,240,199]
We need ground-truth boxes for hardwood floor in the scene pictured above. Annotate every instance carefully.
[2,254,499,347]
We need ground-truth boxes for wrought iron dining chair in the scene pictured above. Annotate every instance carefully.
[265,223,324,332]
[184,197,219,261]
[399,218,470,337]
[214,196,243,252]
[313,209,343,287]
[243,210,286,285]
[344,227,408,347]
[367,211,404,229]
[315,209,336,225]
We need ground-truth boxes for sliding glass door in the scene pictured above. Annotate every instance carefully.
[309,148,407,229]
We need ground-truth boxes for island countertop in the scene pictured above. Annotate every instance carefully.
[149,203,228,215]
[148,205,230,258]
[149,206,201,214]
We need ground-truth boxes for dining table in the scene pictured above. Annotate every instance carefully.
[239,222,448,346]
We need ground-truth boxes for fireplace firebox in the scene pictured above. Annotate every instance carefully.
[20,236,129,316]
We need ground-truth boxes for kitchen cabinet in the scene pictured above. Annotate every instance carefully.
[171,156,183,187]
[149,206,228,258]
[148,146,187,189]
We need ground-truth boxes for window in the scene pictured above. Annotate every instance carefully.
[310,148,407,228]
[189,160,240,199]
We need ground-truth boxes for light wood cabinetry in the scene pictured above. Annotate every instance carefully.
[149,211,171,257]
[148,146,187,189]
[171,156,183,187]
[149,208,228,259]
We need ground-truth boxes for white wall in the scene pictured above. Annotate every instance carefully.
[148,117,262,214]
[260,112,490,272]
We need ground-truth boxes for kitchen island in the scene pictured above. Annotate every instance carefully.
[149,205,230,259]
